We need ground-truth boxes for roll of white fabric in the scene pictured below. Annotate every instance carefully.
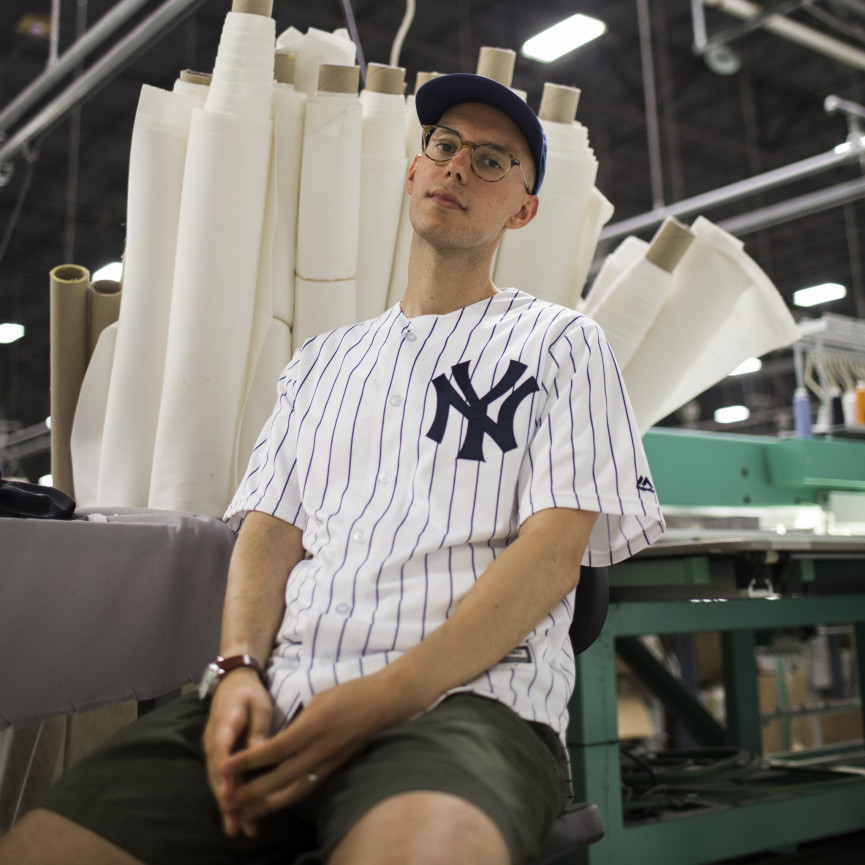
[293,276,357,347]
[233,317,291,487]
[581,235,648,316]
[493,118,597,305]
[572,188,615,308]
[96,84,201,507]
[71,323,118,507]
[623,217,799,433]
[270,80,306,324]
[149,107,274,516]
[276,26,357,96]
[356,87,408,321]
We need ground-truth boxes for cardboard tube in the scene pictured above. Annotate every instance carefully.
[274,52,296,84]
[87,279,121,361]
[179,70,212,86]
[414,71,440,92]
[49,264,90,497]
[232,0,272,16]
[476,47,515,85]
[318,64,359,94]
[366,63,405,95]
[539,83,581,124]
[645,217,696,274]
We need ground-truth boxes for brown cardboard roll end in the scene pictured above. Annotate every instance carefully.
[50,264,90,284]
[414,71,442,93]
[645,217,696,273]
[274,52,296,85]
[476,47,516,86]
[318,64,359,95]
[179,70,212,86]
[365,63,406,95]
[232,0,273,16]
[539,83,580,124]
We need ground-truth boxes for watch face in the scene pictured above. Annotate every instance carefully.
[198,662,223,701]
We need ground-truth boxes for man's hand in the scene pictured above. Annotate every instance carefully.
[202,668,274,838]
[217,668,424,826]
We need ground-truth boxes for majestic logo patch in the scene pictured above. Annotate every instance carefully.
[500,645,533,665]
[426,360,539,462]
[637,475,655,494]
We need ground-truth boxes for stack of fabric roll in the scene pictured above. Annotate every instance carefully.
[59,0,798,518]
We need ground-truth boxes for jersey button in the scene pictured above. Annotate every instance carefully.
[335,603,350,615]
[389,394,403,407]
[378,470,391,484]
[404,331,417,342]
[351,529,367,543]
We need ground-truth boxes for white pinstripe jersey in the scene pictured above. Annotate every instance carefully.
[225,288,665,740]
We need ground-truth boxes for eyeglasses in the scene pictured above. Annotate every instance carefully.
[421,125,531,194]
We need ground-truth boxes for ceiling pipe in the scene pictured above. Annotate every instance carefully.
[0,0,207,174]
[0,0,153,136]
[701,0,865,72]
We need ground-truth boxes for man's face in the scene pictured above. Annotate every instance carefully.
[406,102,538,253]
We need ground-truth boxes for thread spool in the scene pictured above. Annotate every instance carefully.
[274,52,296,85]
[856,380,865,424]
[539,83,580,124]
[318,64,359,94]
[414,71,440,93]
[365,63,406,95]
[232,0,273,15]
[476,47,515,86]
[645,217,696,274]
[179,70,212,86]
[793,388,812,438]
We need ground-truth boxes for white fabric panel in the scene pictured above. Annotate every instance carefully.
[623,217,799,433]
[386,178,413,308]
[97,85,199,507]
[293,276,357,347]
[581,235,648,316]
[572,188,615,308]
[234,318,292,487]
[493,119,597,305]
[356,89,408,321]
[71,323,118,507]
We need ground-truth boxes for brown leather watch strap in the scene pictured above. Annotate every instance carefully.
[218,654,264,677]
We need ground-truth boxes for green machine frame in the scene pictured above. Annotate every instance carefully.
[563,429,865,865]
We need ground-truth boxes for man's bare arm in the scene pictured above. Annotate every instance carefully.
[222,506,598,821]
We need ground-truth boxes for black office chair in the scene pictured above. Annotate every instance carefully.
[527,565,609,864]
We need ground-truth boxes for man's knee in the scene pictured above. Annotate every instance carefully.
[0,809,143,865]
[327,790,511,865]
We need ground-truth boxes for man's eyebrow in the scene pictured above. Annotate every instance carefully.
[441,124,521,155]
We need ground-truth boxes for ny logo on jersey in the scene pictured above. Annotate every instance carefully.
[426,360,539,461]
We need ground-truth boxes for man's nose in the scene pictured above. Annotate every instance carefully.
[447,143,472,180]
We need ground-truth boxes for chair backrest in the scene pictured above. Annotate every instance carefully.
[569,566,609,656]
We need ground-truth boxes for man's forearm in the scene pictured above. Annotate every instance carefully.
[218,511,305,663]
[380,507,599,716]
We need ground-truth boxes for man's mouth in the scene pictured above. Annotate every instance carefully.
[428,188,466,210]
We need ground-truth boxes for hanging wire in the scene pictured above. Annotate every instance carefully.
[390,0,417,68]
[340,0,367,83]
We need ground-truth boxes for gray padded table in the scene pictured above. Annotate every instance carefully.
[0,508,236,729]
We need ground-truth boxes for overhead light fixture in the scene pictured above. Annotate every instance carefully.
[793,282,846,307]
[714,405,750,424]
[521,14,607,63]
[92,261,123,282]
[0,323,25,344]
[729,357,762,376]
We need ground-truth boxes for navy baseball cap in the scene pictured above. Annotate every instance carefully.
[415,73,547,195]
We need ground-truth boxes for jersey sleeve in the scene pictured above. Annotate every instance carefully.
[224,354,308,531]
[517,317,665,566]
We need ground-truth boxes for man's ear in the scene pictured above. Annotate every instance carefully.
[405,155,420,195]
[505,195,540,231]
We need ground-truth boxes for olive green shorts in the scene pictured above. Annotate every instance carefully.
[39,691,567,865]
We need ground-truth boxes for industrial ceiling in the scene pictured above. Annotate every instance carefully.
[2,0,865,482]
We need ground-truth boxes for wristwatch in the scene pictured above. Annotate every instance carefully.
[198,654,264,700]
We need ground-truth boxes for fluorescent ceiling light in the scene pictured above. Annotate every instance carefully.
[92,260,123,282]
[729,357,762,376]
[39,474,53,486]
[714,405,750,424]
[522,14,607,63]
[793,282,846,307]
[0,322,25,344]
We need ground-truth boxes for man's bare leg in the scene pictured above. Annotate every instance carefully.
[327,790,511,865]
[0,809,143,865]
